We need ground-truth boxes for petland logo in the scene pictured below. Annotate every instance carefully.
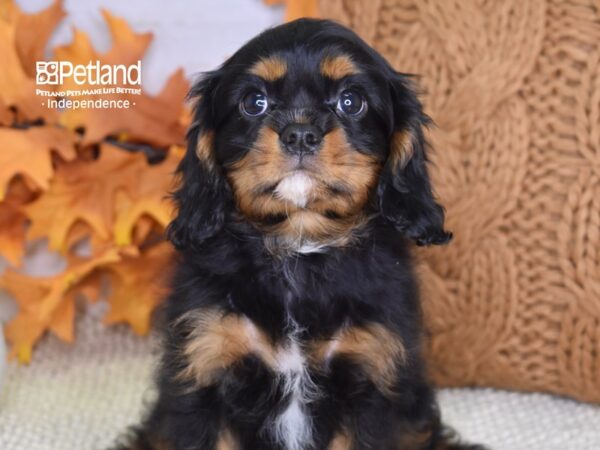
[36,60,142,86]
[35,60,143,110]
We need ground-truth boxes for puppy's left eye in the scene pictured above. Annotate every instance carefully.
[241,91,269,117]
[337,90,365,116]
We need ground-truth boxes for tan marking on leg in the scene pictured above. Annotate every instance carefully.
[249,56,287,81]
[177,310,277,387]
[320,55,359,79]
[311,323,406,396]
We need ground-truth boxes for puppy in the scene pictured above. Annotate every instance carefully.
[115,18,486,450]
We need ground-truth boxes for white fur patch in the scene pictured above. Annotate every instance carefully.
[271,322,318,450]
[275,172,314,208]
[295,241,329,254]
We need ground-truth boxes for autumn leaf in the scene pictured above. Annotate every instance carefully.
[114,146,183,246]
[0,98,14,125]
[0,126,77,200]
[24,145,150,252]
[264,0,318,21]
[0,247,123,363]
[13,0,65,77]
[103,242,173,335]
[0,180,32,266]
[0,1,189,362]
[0,0,58,122]
[53,11,188,146]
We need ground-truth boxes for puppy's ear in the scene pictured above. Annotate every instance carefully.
[377,74,452,246]
[167,71,229,250]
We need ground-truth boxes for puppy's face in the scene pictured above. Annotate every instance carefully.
[216,49,391,246]
[169,20,451,251]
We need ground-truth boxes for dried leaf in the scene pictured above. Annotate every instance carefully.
[0,200,27,266]
[0,2,57,122]
[0,98,14,125]
[104,242,173,334]
[114,146,182,246]
[54,11,188,146]
[1,247,122,362]
[14,0,65,77]
[263,0,318,21]
[0,126,77,200]
[24,145,149,252]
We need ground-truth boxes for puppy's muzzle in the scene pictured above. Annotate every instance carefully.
[280,123,323,156]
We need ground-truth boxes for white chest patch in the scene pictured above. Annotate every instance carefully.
[271,324,318,450]
[274,172,314,208]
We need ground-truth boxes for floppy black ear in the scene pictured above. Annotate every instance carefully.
[167,71,229,250]
[377,74,452,246]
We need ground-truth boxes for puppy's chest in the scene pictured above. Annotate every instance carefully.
[178,304,406,407]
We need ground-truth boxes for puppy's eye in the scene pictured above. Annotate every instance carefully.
[337,90,365,116]
[241,91,269,116]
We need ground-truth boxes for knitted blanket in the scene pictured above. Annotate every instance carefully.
[319,0,600,403]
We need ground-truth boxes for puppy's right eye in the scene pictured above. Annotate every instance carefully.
[240,91,269,117]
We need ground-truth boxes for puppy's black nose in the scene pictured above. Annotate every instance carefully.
[280,124,322,155]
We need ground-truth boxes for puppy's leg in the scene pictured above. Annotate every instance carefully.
[109,387,227,450]
[392,381,489,450]
[110,426,168,450]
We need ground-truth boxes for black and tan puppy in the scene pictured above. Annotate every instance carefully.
[115,18,486,450]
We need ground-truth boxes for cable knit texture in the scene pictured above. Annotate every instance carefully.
[319,0,600,403]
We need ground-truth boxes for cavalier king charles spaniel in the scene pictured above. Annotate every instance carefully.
[115,18,486,450]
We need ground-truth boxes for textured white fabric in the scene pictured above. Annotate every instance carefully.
[0,309,599,450]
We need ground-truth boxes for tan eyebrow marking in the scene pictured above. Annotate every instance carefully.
[249,56,288,81]
[320,55,359,79]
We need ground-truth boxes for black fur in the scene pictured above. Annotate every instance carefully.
[113,19,485,450]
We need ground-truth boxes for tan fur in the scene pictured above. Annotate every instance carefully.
[328,430,353,450]
[195,131,215,169]
[320,55,359,79]
[177,309,277,387]
[311,324,407,396]
[249,56,287,81]
[226,126,381,249]
[397,429,434,450]
[216,428,239,450]
[227,127,289,220]
[389,130,414,169]
[128,434,172,450]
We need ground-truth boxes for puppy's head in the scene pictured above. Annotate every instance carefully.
[168,19,451,252]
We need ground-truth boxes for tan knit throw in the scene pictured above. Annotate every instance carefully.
[319,0,600,403]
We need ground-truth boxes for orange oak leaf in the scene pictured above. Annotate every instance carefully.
[264,0,318,21]
[0,180,32,266]
[0,202,27,266]
[103,241,174,335]
[114,146,183,246]
[0,98,14,125]
[0,1,58,123]
[13,0,66,77]
[24,144,150,252]
[0,126,77,200]
[53,11,188,146]
[1,246,122,363]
